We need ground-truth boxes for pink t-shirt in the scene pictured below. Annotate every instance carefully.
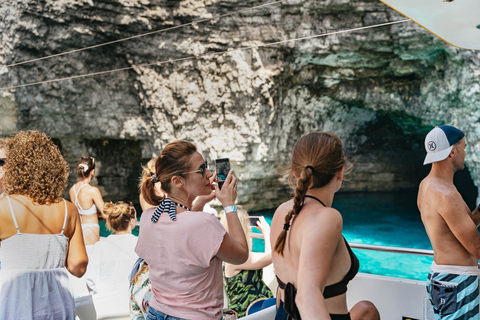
[135,207,226,320]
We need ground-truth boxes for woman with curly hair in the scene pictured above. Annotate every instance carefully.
[69,156,107,246]
[0,130,88,320]
[271,131,379,320]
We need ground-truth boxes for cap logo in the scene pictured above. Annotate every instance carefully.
[428,141,437,151]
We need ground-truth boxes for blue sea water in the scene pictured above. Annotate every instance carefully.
[251,192,433,281]
[101,192,433,281]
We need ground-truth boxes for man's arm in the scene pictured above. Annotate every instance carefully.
[439,190,480,259]
[470,205,480,227]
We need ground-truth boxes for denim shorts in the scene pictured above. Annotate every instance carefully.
[146,306,188,320]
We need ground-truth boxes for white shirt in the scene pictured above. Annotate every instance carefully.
[85,233,139,295]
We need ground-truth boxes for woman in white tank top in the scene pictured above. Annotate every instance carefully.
[0,130,88,320]
[69,157,107,246]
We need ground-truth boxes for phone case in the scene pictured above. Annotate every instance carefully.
[215,158,230,189]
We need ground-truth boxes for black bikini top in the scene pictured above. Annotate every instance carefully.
[276,237,359,298]
[275,195,360,320]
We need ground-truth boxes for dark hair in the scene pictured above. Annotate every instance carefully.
[103,201,136,232]
[274,131,349,255]
[140,141,197,206]
[76,157,95,179]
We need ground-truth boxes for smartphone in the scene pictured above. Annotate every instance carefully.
[248,216,263,226]
[215,158,230,189]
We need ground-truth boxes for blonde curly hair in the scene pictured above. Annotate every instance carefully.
[4,130,69,205]
[103,201,136,232]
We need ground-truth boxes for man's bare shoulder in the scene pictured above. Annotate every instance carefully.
[420,176,465,217]
[421,176,459,199]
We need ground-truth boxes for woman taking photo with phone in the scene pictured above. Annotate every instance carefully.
[135,140,248,320]
[222,207,274,317]
[0,130,88,319]
[69,156,107,246]
[271,131,379,320]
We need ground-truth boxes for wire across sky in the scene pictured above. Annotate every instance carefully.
[0,0,411,91]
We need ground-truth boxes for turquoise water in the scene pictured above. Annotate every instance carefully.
[251,192,433,281]
[100,222,140,237]
[101,192,433,281]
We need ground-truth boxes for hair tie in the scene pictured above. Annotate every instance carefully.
[79,163,88,172]
[283,223,290,231]
[151,174,159,184]
[305,165,314,172]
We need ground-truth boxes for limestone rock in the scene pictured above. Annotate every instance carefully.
[0,0,479,210]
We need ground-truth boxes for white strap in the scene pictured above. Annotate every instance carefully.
[73,184,87,211]
[5,195,20,234]
[61,199,68,234]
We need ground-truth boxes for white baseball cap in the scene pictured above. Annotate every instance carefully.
[423,125,465,165]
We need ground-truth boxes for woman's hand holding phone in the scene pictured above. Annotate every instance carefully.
[215,169,236,207]
[256,216,271,237]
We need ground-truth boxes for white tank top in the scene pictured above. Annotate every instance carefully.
[0,195,75,319]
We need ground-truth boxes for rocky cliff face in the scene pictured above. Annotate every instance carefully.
[1,0,479,210]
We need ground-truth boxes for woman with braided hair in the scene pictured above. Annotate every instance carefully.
[271,131,379,320]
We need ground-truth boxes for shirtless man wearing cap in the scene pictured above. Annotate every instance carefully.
[418,125,480,320]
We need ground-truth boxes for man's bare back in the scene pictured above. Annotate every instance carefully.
[419,125,480,320]
[418,174,480,266]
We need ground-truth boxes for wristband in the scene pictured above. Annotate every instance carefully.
[224,205,237,214]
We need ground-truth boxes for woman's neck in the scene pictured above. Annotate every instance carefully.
[305,184,336,207]
[114,230,131,235]
[78,177,91,185]
[168,193,193,210]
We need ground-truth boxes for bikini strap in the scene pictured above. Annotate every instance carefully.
[5,195,20,234]
[304,195,327,207]
[60,199,68,235]
[73,184,87,211]
[276,275,287,290]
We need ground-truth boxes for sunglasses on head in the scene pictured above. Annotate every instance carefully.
[0,158,5,167]
[183,160,208,177]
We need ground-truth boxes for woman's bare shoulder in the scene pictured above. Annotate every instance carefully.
[83,184,100,194]
[302,207,343,239]
[65,199,78,211]
[276,199,294,212]
[271,200,293,222]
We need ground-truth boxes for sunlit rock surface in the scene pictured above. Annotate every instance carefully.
[1,0,479,210]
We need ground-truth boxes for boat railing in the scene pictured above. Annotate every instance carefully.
[350,243,433,257]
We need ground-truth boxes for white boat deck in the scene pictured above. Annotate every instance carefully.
[73,271,435,320]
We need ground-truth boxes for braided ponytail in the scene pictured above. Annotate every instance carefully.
[274,131,348,256]
[274,166,314,255]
